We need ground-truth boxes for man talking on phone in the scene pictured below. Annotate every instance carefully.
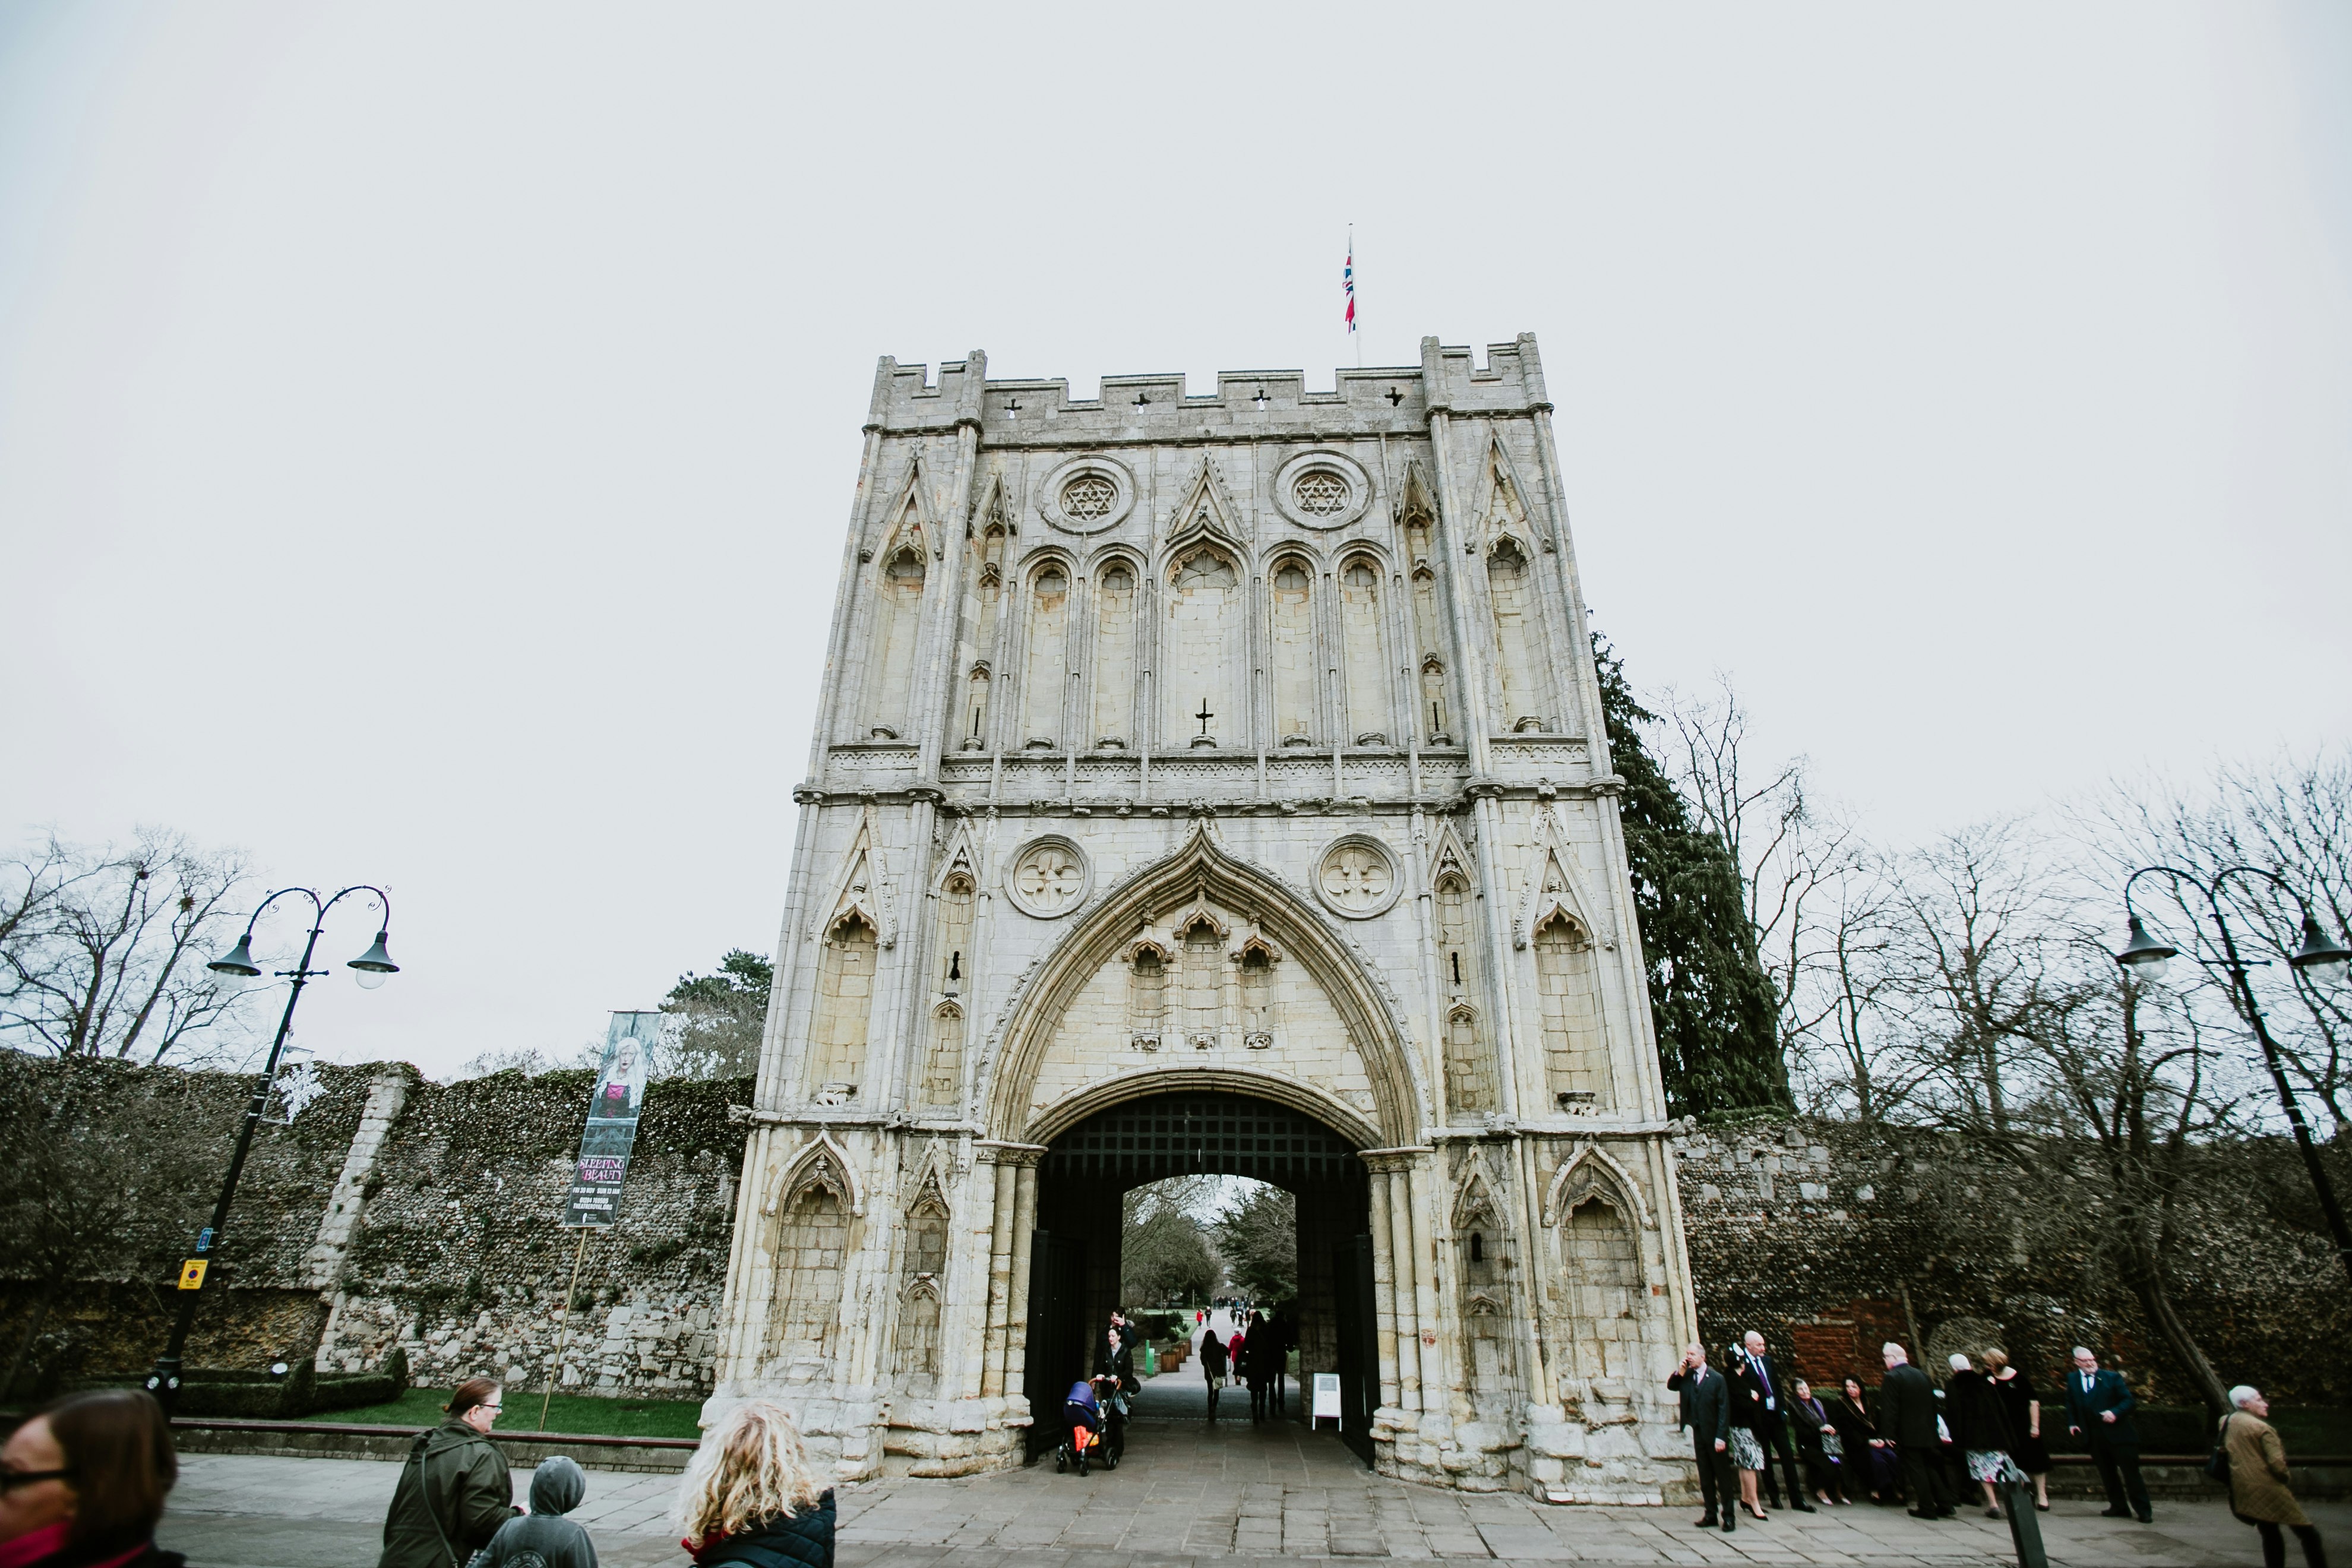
[1668,1342,1737,1532]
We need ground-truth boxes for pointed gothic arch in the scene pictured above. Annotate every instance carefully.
[981,827,1424,1146]
[1541,1140,1653,1232]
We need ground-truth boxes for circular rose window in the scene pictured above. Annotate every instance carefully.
[1061,475,1117,521]
[1293,470,1350,517]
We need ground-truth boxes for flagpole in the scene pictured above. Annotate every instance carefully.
[1346,226,1362,369]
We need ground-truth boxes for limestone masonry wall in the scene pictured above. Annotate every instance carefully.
[2,1055,2339,1412]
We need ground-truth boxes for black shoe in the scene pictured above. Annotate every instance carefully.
[2136,1513,2153,1524]
[1721,1518,1735,1533]
[1936,1509,1958,1519]
[1794,1501,1817,1512]
[2100,1507,2132,1518]
[1695,1516,1718,1529]
[1908,1509,1942,1520]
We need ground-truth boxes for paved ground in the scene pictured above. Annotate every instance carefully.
[159,1346,2330,1568]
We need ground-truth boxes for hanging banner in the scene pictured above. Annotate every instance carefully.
[562,1011,659,1227]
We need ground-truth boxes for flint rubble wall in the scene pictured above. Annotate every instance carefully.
[2,1057,2338,1410]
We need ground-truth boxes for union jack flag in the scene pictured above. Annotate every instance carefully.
[1343,239,1356,334]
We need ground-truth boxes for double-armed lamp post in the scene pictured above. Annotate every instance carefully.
[144,886,400,1417]
[2114,865,2352,1288]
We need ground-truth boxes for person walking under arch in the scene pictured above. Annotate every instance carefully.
[1199,1329,1229,1421]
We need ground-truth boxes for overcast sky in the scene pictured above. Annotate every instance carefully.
[2,4,2346,1080]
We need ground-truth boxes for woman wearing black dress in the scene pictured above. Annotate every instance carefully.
[1983,1349,2051,1511]
[1829,1376,1901,1503]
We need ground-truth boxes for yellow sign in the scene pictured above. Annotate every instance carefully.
[177,1259,208,1291]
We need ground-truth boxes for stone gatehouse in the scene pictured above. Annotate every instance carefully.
[709,339,1703,1501]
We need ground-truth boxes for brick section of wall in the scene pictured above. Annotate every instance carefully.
[1674,1118,2352,1406]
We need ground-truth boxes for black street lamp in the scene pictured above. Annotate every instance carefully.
[2117,865,2352,1286]
[143,886,400,1415]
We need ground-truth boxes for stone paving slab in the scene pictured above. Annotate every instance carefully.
[158,1421,2337,1567]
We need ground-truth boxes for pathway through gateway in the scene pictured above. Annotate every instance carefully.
[1128,1308,1306,1423]
[1022,1090,1377,1462]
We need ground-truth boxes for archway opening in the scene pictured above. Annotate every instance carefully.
[1023,1090,1376,1463]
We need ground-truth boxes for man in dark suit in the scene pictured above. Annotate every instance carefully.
[1668,1342,1737,1532]
[2063,1345,2151,1522]
[1734,1330,1817,1512]
[1878,1343,1956,1519]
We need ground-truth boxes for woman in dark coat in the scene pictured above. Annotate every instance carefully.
[1723,1345,1770,1520]
[1829,1377,1900,1503]
[380,1378,519,1568]
[681,1401,833,1568]
[1984,1349,2050,1511]
[1789,1379,1844,1504]
[1199,1330,1229,1421]
[1943,1355,2016,1519]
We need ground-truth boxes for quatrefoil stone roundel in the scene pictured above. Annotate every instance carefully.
[1007,837,1092,918]
[1314,835,1402,919]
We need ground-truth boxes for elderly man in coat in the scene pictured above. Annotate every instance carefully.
[2062,1345,2151,1523]
[1668,1343,1737,1533]
[1877,1343,1956,1520]
[2224,1386,2326,1568]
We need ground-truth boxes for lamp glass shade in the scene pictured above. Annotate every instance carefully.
[207,935,262,978]
[347,931,399,979]
[2290,916,2352,988]
[2114,915,2177,979]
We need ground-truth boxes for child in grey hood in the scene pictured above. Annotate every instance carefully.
[474,1455,597,1568]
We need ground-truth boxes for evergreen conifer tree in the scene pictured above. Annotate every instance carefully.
[1592,637,1790,1115]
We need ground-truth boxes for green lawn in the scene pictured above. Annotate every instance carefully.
[308,1387,703,1439]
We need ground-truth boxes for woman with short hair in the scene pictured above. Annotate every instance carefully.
[1943,1354,2015,1519]
[378,1377,519,1568]
[0,1389,184,1566]
[678,1401,834,1568]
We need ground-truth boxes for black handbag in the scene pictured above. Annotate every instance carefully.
[2205,1413,2232,1484]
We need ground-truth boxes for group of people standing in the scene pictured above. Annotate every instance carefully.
[1671,1336,2127,1530]
[1198,1307,1293,1422]
[1670,1333,2327,1564]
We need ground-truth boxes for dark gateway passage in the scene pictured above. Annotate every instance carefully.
[1023,1090,1377,1460]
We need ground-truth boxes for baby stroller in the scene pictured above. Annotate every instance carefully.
[1054,1376,1121,1475]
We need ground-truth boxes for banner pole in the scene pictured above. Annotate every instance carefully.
[540,1229,590,1433]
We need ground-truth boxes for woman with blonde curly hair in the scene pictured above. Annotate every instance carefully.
[678,1401,834,1568]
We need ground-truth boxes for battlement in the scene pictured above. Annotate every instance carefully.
[865,334,1551,441]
